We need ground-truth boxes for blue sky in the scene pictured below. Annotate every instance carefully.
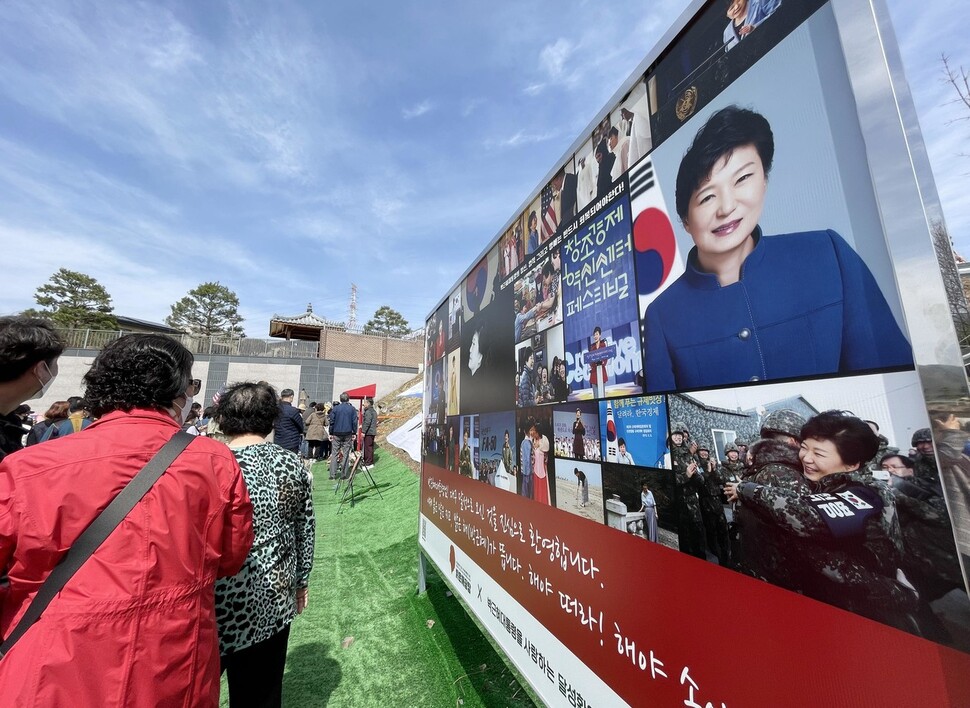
[0,0,965,336]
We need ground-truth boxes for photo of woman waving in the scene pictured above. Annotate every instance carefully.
[643,105,913,392]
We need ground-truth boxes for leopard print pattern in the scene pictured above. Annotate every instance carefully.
[215,442,315,655]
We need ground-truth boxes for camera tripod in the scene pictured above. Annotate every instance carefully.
[334,450,384,512]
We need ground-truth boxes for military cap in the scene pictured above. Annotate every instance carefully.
[670,421,689,434]
[725,442,739,454]
[695,440,710,452]
[760,409,807,440]
[911,428,932,446]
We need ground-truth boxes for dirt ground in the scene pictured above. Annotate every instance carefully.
[553,478,605,524]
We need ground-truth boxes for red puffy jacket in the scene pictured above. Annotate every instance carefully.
[0,409,253,707]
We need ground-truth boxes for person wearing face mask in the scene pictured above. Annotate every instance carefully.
[0,316,64,462]
[0,334,253,707]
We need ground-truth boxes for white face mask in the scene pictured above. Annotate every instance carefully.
[171,393,194,424]
[28,361,57,400]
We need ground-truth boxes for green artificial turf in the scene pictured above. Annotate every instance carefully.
[220,452,538,707]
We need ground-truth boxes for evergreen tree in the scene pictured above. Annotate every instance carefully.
[166,282,244,336]
[363,306,410,336]
[25,268,117,330]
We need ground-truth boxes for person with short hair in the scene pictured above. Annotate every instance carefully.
[643,105,913,392]
[0,334,253,706]
[24,400,70,445]
[214,382,315,708]
[56,396,93,437]
[0,316,64,461]
[729,411,920,633]
[273,388,305,454]
[328,392,358,480]
[616,437,635,465]
[305,402,330,461]
[361,396,378,468]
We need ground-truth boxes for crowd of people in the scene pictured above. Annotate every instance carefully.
[666,406,966,644]
[0,315,323,707]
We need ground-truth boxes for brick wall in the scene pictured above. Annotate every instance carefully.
[318,329,422,368]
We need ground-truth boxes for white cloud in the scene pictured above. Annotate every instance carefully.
[402,100,434,119]
[539,38,574,80]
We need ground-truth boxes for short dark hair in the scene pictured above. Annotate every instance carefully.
[675,105,774,222]
[280,388,295,398]
[618,437,626,447]
[216,382,279,437]
[593,326,601,336]
[541,260,555,278]
[44,401,70,421]
[520,346,534,370]
[68,397,88,414]
[0,316,65,382]
[339,392,350,403]
[800,410,879,468]
[83,334,193,417]
[608,126,619,138]
[880,453,914,469]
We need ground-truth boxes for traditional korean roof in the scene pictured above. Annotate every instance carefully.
[269,304,344,340]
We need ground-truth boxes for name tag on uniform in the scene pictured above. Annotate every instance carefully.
[806,487,883,538]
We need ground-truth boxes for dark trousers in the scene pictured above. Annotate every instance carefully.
[221,624,291,708]
[307,440,324,459]
[363,434,375,465]
[330,434,354,479]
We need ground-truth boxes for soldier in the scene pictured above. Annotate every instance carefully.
[502,430,514,478]
[910,428,941,484]
[728,411,921,635]
[721,442,745,561]
[736,438,752,469]
[696,440,731,566]
[729,410,806,583]
[862,419,891,481]
[670,421,705,559]
[881,453,964,642]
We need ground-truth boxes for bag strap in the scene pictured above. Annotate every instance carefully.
[40,422,58,443]
[0,431,195,659]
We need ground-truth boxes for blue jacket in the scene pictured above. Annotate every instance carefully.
[329,402,358,436]
[643,228,913,392]
[273,402,305,452]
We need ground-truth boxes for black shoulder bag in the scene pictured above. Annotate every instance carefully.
[0,431,194,659]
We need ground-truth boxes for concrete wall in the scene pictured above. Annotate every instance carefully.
[30,349,417,414]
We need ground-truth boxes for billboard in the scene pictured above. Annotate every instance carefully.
[420,0,970,705]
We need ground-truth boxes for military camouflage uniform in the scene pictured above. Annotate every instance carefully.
[502,441,514,477]
[696,447,731,566]
[458,443,473,478]
[737,471,921,633]
[911,429,941,484]
[671,426,705,559]
[892,476,962,600]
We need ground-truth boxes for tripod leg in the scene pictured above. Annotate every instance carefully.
[363,467,383,499]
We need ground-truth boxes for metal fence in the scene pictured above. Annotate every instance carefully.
[59,329,322,359]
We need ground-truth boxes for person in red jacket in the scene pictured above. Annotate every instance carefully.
[0,334,254,708]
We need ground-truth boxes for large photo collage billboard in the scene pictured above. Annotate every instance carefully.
[421,0,970,705]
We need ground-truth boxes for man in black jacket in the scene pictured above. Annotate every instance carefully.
[329,392,358,480]
[273,388,305,454]
[0,316,64,462]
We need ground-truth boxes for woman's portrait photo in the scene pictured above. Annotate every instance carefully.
[642,103,913,392]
